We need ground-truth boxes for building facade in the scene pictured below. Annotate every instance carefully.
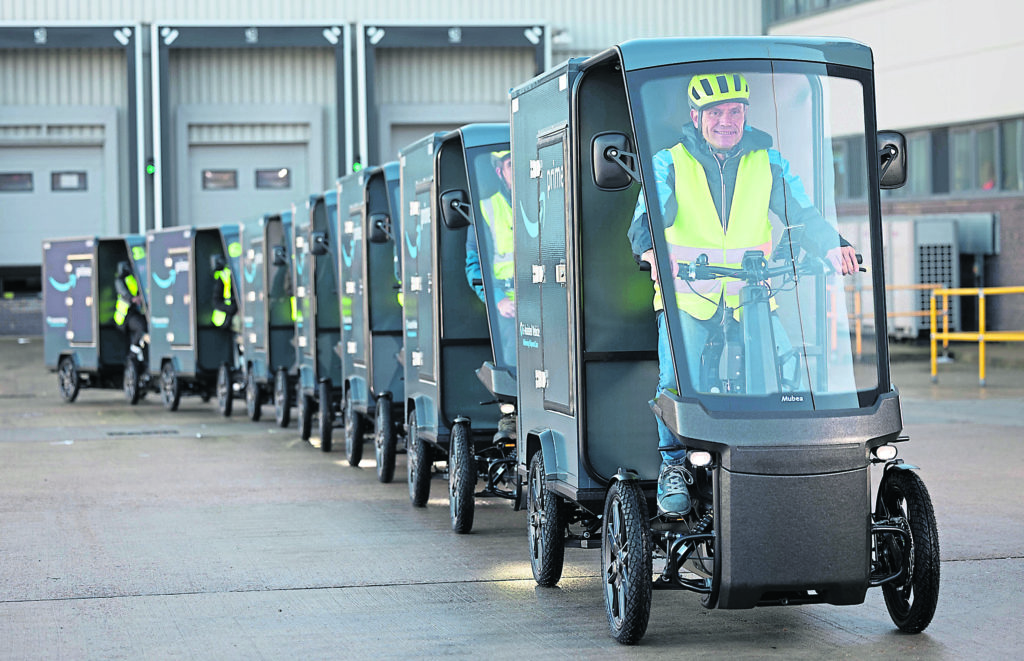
[1,0,762,304]
[769,0,1022,331]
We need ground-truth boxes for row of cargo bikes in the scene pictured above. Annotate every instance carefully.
[43,37,939,644]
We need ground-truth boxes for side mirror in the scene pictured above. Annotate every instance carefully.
[310,232,329,256]
[368,213,391,244]
[592,132,639,190]
[439,189,472,229]
[271,245,287,266]
[878,131,907,189]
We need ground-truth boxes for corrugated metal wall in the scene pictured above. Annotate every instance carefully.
[2,1,763,54]
[169,48,337,170]
[376,48,533,106]
[0,48,127,108]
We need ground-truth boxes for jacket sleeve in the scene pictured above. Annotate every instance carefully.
[767,149,848,253]
[115,276,130,299]
[628,148,676,258]
[464,227,486,303]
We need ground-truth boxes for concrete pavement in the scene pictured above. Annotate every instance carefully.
[1,336,1022,659]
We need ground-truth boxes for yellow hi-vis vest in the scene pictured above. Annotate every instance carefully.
[478,191,515,300]
[656,143,774,319]
[114,274,139,326]
[212,267,233,327]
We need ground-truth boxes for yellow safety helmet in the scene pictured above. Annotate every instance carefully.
[490,150,511,168]
[687,73,750,110]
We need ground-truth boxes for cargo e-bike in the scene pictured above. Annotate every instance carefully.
[43,234,151,404]
[511,37,939,644]
[336,162,407,482]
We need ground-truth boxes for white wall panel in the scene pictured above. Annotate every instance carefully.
[769,0,1021,131]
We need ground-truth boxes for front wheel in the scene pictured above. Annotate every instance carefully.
[161,362,180,411]
[123,358,141,405]
[374,395,396,483]
[407,410,432,507]
[344,394,366,467]
[57,356,80,403]
[528,451,565,586]
[217,364,233,417]
[297,387,313,441]
[602,478,653,645]
[878,469,940,633]
[318,380,333,452]
[273,368,290,428]
[245,368,262,421]
[448,421,476,534]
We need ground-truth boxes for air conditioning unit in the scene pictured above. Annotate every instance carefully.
[837,216,961,339]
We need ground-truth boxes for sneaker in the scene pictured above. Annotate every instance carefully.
[657,463,692,516]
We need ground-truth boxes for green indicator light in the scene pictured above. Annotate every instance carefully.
[145,163,156,175]
[352,162,363,172]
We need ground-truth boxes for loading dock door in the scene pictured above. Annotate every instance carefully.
[0,145,106,266]
[184,143,308,228]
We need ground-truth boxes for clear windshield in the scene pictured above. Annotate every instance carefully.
[628,61,877,411]
[466,143,517,374]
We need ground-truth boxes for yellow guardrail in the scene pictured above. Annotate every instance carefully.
[833,282,945,360]
[930,286,1024,386]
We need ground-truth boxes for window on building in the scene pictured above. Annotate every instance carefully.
[202,169,238,190]
[51,171,87,192]
[1002,119,1023,192]
[887,131,931,198]
[0,172,33,192]
[832,136,866,200]
[256,168,291,190]
[951,123,999,193]
[769,0,855,23]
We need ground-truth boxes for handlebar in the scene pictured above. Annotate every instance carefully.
[676,250,863,284]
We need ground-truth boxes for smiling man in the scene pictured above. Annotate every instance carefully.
[628,71,859,517]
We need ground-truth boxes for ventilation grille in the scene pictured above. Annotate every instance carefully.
[917,243,956,329]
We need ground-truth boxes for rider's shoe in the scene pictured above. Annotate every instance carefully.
[657,463,693,517]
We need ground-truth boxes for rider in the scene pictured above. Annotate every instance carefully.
[210,254,239,333]
[465,149,516,367]
[114,260,147,361]
[628,72,859,517]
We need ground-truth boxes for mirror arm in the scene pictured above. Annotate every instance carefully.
[604,146,641,184]
[449,198,473,224]
[878,144,898,179]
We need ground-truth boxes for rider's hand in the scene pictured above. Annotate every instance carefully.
[641,249,661,283]
[827,245,859,276]
[497,297,516,318]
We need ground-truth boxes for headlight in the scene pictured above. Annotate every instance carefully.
[499,403,515,415]
[871,445,898,462]
[688,450,712,467]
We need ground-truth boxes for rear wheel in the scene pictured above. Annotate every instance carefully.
[318,380,333,452]
[528,451,565,586]
[245,368,261,421]
[273,368,290,428]
[374,394,396,483]
[407,410,432,507]
[344,394,366,467]
[878,469,940,633]
[123,358,141,405]
[602,478,653,645]
[57,356,80,403]
[161,362,180,411]
[448,421,476,534]
[297,387,313,441]
[217,364,233,417]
